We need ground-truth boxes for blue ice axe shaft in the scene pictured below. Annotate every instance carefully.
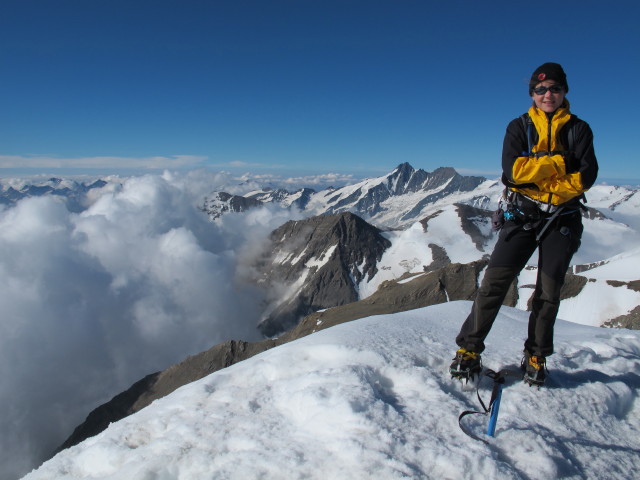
[486,382,503,437]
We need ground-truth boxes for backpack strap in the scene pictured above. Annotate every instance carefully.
[520,113,534,156]
[566,118,576,153]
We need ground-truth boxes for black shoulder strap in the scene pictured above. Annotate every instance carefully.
[521,113,577,156]
[520,113,534,155]
[566,116,576,152]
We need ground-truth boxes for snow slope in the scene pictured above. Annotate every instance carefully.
[23,302,640,480]
[356,205,640,327]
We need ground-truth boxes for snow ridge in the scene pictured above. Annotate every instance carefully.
[23,302,640,480]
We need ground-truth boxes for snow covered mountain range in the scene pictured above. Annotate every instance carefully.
[235,164,639,335]
[3,164,640,480]
[204,163,492,229]
[3,164,639,335]
[3,165,639,335]
[0,176,108,212]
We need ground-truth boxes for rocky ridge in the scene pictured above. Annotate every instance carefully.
[201,191,264,220]
[256,212,391,336]
[0,177,108,212]
[204,163,494,229]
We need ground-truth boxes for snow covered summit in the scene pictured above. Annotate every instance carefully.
[23,301,640,480]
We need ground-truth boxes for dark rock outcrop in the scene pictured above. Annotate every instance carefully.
[603,281,640,329]
[293,259,489,338]
[423,243,451,273]
[257,212,391,336]
[201,192,264,219]
[454,203,494,251]
[246,187,316,210]
[604,305,640,329]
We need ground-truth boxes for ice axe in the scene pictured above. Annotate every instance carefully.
[458,369,520,442]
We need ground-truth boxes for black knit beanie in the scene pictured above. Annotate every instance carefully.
[529,62,569,94]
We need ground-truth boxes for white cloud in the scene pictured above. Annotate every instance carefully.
[0,154,208,170]
[0,172,295,479]
[453,167,501,177]
[280,172,358,187]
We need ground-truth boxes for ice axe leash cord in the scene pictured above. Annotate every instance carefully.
[458,368,520,443]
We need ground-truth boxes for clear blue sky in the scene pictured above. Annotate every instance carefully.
[1,0,639,184]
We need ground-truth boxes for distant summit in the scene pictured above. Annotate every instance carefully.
[0,177,109,212]
[257,212,391,337]
[201,163,493,229]
[201,192,264,220]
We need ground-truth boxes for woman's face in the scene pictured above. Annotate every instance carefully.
[531,80,566,113]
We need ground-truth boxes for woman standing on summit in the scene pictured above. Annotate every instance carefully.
[450,63,599,386]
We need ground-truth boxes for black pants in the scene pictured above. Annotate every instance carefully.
[455,211,583,357]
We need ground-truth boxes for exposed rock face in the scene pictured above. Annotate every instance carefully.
[560,272,591,300]
[246,187,316,210]
[198,164,490,229]
[201,192,264,219]
[320,164,487,224]
[323,162,439,217]
[605,305,640,329]
[400,167,487,222]
[419,210,443,231]
[291,260,488,338]
[606,279,640,292]
[257,212,391,337]
[424,243,451,273]
[603,281,640,329]
[454,203,494,251]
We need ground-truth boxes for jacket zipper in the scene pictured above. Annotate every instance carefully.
[546,112,555,205]
[546,111,554,153]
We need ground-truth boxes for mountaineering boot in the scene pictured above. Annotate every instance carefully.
[522,351,547,387]
[450,348,482,381]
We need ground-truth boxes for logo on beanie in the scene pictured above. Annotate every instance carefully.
[538,73,546,81]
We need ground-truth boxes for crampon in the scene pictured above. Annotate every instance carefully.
[522,352,547,388]
[450,348,482,383]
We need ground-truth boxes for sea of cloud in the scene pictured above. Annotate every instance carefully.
[0,170,301,480]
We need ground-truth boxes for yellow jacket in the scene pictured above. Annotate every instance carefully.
[503,102,598,206]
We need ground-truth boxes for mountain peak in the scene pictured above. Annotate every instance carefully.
[258,212,391,336]
[392,162,415,174]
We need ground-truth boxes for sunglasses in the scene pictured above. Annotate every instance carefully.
[532,84,564,95]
